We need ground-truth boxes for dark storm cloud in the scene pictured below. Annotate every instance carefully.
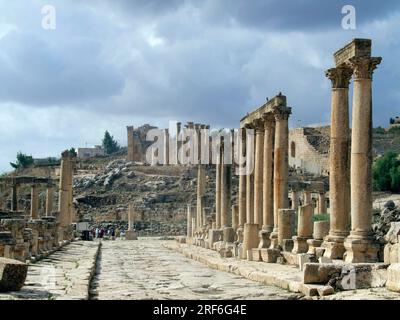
[0,0,400,172]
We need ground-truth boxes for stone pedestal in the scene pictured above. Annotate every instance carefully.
[242,223,259,259]
[223,227,236,243]
[209,229,223,249]
[278,209,295,250]
[292,204,313,254]
[387,264,400,293]
[258,230,271,249]
[125,230,138,240]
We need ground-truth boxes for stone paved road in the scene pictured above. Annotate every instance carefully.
[90,238,300,300]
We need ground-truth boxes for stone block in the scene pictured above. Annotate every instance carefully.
[317,285,335,296]
[251,248,262,261]
[384,243,399,264]
[292,236,310,254]
[298,254,318,271]
[318,256,332,264]
[223,227,236,243]
[209,229,223,249]
[306,239,322,255]
[0,257,28,292]
[125,230,138,240]
[315,247,326,258]
[260,248,280,263]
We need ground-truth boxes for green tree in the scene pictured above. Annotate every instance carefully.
[69,148,77,157]
[373,151,400,192]
[10,152,34,170]
[102,131,120,155]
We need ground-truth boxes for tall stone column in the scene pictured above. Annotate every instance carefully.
[246,125,255,224]
[262,114,275,232]
[253,119,264,228]
[215,140,222,229]
[344,56,382,263]
[197,165,206,229]
[187,204,193,238]
[127,126,134,161]
[270,108,291,248]
[11,184,18,211]
[238,128,247,229]
[323,66,353,259]
[45,186,54,216]
[232,205,239,230]
[30,185,39,220]
[59,151,71,231]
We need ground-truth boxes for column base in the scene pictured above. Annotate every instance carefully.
[292,236,311,254]
[258,230,271,249]
[125,230,138,240]
[306,239,323,255]
[323,235,347,259]
[260,248,281,263]
[269,231,279,249]
[343,235,379,263]
[223,227,236,243]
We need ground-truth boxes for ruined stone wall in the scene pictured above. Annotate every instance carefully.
[127,124,157,162]
[289,127,329,176]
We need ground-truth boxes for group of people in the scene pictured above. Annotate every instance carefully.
[91,226,121,239]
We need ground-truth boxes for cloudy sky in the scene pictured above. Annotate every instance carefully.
[0,0,399,172]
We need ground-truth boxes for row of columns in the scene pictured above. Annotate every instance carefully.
[324,50,381,262]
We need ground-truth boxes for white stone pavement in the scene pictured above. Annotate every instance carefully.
[90,238,301,300]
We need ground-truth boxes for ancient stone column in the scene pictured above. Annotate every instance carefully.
[11,184,18,211]
[45,186,54,216]
[30,185,39,220]
[191,217,196,238]
[292,204,313,254]
[253,119,264,228]
[127,126,134,161]
[262,114,275,232]
[323,66,353,259]
[238,128,247,234]
[291,191,299,211]
[59,151,71,230]
[278,209,295,249]
[344,56,382,263]
[246,125,255,224]
[215,143,222,229]
[186,204,193,238]
[270,108,291,248]
[317,192,326,214]
[232,205,239,230]
[242,223,259,260]
[197,165,206,229]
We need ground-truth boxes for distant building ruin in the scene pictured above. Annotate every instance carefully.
[77,146,105,159]
[127,124,157,162]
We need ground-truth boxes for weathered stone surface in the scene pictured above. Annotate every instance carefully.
[0,258,28,292]
[385,222,400,244]
[386,263,400,293]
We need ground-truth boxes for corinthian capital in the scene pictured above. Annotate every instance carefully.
[325,67,353,89]
[274,107,291,121]
[348,56,382,80]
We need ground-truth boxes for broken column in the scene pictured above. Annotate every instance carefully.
[278,209,295,251]
[292,204,313,254]
[344,55,382,263]
[232,204,239,230]
[58,151,72,241]
[197,165,206,229]
[242,223,259,260]
[126,203,138,240]
[317,192,326,214]
[308,220,330,255]
[187,204,193,239]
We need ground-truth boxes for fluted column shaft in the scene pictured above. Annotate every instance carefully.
[238,128,247,227]
[263,116,275,232]
[253,120,264,228]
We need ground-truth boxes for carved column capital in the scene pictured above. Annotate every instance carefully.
[348,56,382,80]
[253,118,265,133]
[325,66,353,89]
[274,108,291,121]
